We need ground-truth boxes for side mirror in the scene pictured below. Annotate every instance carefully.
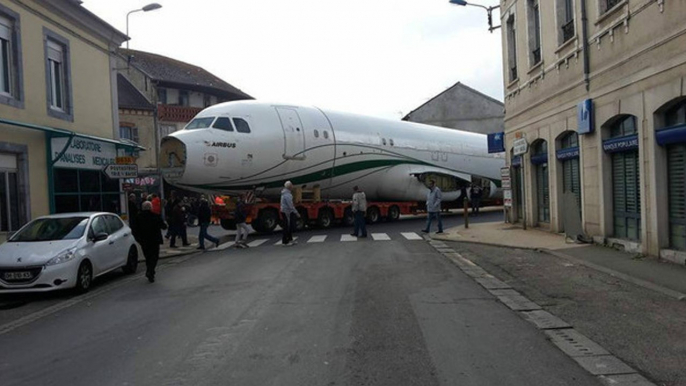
[93,232,109,243]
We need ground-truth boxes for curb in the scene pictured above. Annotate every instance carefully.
[425,237,658,386]
[432,235,686,302]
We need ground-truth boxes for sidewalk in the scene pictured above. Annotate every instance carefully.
[433,222,686,299]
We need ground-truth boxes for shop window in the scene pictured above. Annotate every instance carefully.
[53,169,122,214]
[0,167,20,232]
[0,5,23,109]
[661,100,686,250]
[54,168,78,193]
[79,170,101,193]
[44,29,72,121]
[558,132,581,214]
[606,115,640,240]
[532,140,550,223]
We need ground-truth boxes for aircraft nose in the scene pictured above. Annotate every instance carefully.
[160,136,187,184]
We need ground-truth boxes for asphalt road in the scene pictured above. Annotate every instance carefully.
[0,212,601,386]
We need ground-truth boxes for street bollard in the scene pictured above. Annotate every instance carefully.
[463,197,469,229]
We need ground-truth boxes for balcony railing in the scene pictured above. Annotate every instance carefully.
[157,104,204,123]
[532,47,542,66]
[561,19,575,43]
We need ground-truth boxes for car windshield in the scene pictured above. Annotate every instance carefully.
[185,117,216,130]
[10,217,89,242]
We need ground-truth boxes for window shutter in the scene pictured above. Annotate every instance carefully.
[0,16,11,40]
[47,41,63,62]
[668,144,686,250]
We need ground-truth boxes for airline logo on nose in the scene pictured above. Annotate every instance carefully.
[205,141,236,148]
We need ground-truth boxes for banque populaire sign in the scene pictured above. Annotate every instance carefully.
[51,137,117,171]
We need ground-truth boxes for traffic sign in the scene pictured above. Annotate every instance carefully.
[504,190,513,207]
[104,164,138,179]
[513,138,529,156]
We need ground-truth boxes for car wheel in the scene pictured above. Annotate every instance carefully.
[256,209,279,234]
[122,246,138,274]
[75,261,93,293]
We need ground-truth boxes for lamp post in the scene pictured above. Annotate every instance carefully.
[126,3,162,49]
[449,0,501,33]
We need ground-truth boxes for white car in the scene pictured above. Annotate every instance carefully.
[0,212,139,293]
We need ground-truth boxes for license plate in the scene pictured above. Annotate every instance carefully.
[4,271,33,280]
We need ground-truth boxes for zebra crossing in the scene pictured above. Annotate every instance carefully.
[214,232,425,251]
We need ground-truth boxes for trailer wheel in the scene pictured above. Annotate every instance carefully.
[387,205,401,222]
[256,209,279,234]
[220,219,237,231]
[317,208,334,229]
[343,207,355,227]
[295,208,308,231]
[366,206,381,224]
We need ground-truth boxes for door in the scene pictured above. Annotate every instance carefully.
[0,153,20,232]
[668,144,686,250]
[562,158,582,214]
[86,215,113,274]
[514,166,523,221]
[612,151,641,240]
[104,215,130,269]
[276,107,306,160]
[536,163,550,223]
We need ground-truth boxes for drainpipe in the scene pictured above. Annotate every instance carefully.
[580,0,591,91]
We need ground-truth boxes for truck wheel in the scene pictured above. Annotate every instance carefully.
[220,219,237,231]
[366,206,381,224]
[317,208,334,229]
[256,209,279,234]
[295,209,308,231]
[387,205,400,221]
[343,207,355,227]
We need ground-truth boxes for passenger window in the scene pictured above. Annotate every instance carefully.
[233,118,251,133]
[314,129,319,138]
[106,215,124,233]
[90,216,108,236]
[382,138,387,146]
[212,117,234,131]
[323,131,329,139]
[390,139,394,146]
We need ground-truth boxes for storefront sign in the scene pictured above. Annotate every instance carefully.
[602,135,639,153]
[52,137,116,171]
[104,164,138,179]
[556,147,580,161]
[578,99,594,135]
[116,156,135,165]
[504,190,513,207]
[487,132,506,153]
[513,138,529,156]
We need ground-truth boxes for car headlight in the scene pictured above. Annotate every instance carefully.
[46,248,77,266]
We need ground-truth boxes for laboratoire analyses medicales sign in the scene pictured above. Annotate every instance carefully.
[51,137,117,170]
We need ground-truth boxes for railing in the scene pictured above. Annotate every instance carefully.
[157,104,203,123]
[562,19,575,43]
[510,65,518,81]
[532,47,542,65]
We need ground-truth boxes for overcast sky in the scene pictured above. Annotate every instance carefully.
[83,0,503,120]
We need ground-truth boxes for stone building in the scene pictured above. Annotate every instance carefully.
[403,82,504,135]
[499,0,686,262]
[0,0,136,240]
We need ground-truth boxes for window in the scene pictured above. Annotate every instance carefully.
[105,215,124,233]
[506,15,518,82]
[203,94,212,107]
[185,117,215,130]
[233,118,251,133]
[178,90,189,106]
[160,124,177,138]
[610,116,637,138]
[601,0,622,14]
[212,117,234,131]
[665,102,686,127]
[53,169,122,214]
[382,138,387,146]
[158,88,167,104]
[314,129,319,138]
[120,126,139,143]
[390,139,394,146]
[558,0,575,44]
[44,29,71,121]
[323,131,329,139]
[528,0,542,66]
[0,6,23,108]
[90,216,108,236]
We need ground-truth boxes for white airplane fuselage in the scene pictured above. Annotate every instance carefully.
[160,101,505,202]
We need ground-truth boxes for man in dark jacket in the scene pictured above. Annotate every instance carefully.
[197,198,220,250]
[128,194,139,230]
[133,201,167,283]
[169,200,190,248]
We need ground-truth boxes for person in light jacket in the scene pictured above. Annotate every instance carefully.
[234,193,251,248]
[351,186,368,238]
[280,181,300,246]
[422,179,443,234]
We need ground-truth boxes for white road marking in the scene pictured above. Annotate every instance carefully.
[401,232,423,241]
[247,239,269,247]
[215,241,235,250]
[372,233,391,241]
[341,234,357,242]
[274,237,298,246]
[308,235,327,243]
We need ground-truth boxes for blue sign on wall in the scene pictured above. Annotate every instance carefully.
[487,132,506,153]
[578,99,594,135]
[556,147,580,161]
[602,135,639,153]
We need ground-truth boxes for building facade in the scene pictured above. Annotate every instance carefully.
[116,49,252,196]
[0,0,137,240]
[403,82,505,135]
[500,0,686,262]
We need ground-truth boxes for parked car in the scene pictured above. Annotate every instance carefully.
[0,213,139,293]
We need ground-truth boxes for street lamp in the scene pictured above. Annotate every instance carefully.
[449,0,501,33]
[126,3,163,49]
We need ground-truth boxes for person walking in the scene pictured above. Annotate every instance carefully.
[470,184,483,215]
[280,181,300,246]
[422,179,443,234]
[133,201,167,283]
[151,193,162,215]
[197,198,220,250]
[164,191,178,240]
[235,193,251,248]
[351,186,368,238]
[128,194,139,230]
[169,199,190,248]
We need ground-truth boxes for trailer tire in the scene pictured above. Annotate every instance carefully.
[387,205,401,221]
[295,208,308,231]
[343,207,355,227]
[366,206,381,224]
[317,208,334,229]
[255,209,279,234]
[220,219,237,231]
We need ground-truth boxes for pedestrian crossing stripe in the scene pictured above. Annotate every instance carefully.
[247,239,269,247]
[371,233,391,241]
[216,241,235,250]
[340,234,357,242]
[308,235,327,243]
[401,232,423,241]
[274,237,298,246]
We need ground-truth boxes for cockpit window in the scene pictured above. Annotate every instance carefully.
[185,117,215,130]
[212,117,234,131]
[233,118,251,133]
